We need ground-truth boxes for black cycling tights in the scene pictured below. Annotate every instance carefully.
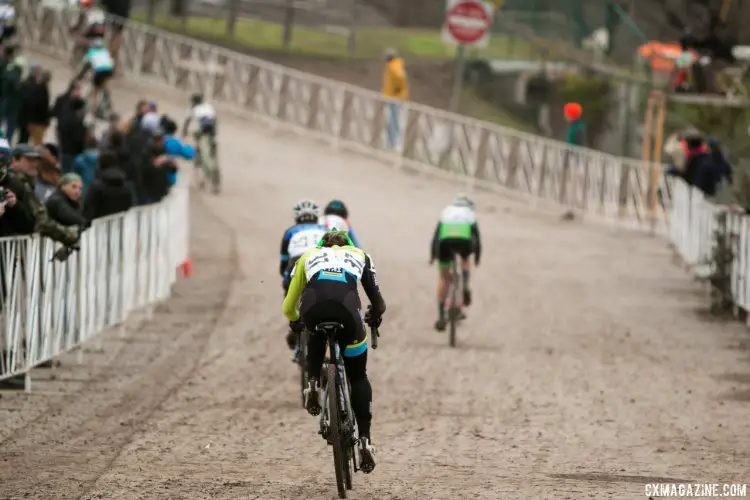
[307,334,373,440]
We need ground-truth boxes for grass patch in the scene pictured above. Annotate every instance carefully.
[458,88,537,133]
[133,13,539,61]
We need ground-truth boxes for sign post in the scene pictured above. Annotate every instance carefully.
[442,0,493,112]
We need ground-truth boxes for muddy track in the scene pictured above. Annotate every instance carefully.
[0,51,748,500]
[0,195,238,499]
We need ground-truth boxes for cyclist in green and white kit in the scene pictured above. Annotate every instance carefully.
[429,194,481,331]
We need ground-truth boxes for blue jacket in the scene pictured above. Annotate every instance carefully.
[162,135,195,186]
[74,148,99,196]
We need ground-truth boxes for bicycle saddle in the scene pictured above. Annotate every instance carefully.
[315,322,344,333]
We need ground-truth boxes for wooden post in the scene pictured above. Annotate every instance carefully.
[648,90,666,232]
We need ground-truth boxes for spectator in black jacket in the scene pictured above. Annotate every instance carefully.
[17,63,39,144]
[58,96,88,174]
[123,110,150,202]
[139,130,175,204]
[23,69,51,146]
[84,151,135,220]
[45,172,87,228]
[1,43,24,143]
[51,80,82,125]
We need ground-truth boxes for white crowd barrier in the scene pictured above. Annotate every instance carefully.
[670,177,750,315]
[18,0,673,233]
[0,174,189,387]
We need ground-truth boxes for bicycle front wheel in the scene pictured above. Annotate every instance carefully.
[327,362,347,498]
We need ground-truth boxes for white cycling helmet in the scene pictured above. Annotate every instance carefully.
[293,199,320,223]
[452,193,475,210]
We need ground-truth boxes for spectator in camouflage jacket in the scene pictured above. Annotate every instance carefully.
[9,144,80,247]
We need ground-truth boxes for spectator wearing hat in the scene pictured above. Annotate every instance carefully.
[0,141,35,237]
[563,102,587,147]
[9,143,79,246]
[45,172,87,228]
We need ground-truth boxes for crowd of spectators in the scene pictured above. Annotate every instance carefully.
[664,131,733,199]
[0,47,193,389]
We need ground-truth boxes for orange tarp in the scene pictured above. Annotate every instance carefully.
[638,42,698,73]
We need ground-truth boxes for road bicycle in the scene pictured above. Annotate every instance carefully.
[312,320,378,499]
[446,255,465,348]
[194,131,221,194]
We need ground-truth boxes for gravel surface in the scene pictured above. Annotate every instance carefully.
[1,52,748,500]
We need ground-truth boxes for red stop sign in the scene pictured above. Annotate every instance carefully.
[446,0,491,45]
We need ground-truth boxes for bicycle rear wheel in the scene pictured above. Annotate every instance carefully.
[298,329,308,408]
[328,361,347,498]
[448,260,459,348]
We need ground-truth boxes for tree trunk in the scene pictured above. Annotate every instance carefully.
[170,0,186,17]
[226,0,239,38]
[282,0,295,50]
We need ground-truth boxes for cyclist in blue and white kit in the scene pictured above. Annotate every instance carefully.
[280,199,327,354]
[319,199,361,247]
[74,37,113,119]
[280,199,327,292]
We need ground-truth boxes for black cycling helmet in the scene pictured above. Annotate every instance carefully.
[190,93,203,106]
[324,200,348,218]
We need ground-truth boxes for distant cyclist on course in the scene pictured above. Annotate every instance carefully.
[181,93,219,190]
[319,199,361,247]
[70,0,106,54]
[429,194,481,332]
[282,229,385,473]
[74,36,114,120]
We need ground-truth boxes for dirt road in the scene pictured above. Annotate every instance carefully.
[1,52,748,500]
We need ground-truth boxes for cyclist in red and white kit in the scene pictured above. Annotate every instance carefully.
[319,199,361,247]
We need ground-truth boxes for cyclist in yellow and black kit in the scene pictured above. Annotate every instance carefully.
[282,230,385,474]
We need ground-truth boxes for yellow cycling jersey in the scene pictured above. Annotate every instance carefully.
[282,245,378,322]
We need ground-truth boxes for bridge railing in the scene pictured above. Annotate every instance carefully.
[18,0,671,235]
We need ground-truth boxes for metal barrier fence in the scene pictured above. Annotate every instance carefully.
[0,174,189,388]
[18,0,672,235]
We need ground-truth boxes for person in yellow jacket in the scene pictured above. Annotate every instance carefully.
[381,49,409,149]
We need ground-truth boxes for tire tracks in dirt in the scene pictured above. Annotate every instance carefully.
[0,196,239,500]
